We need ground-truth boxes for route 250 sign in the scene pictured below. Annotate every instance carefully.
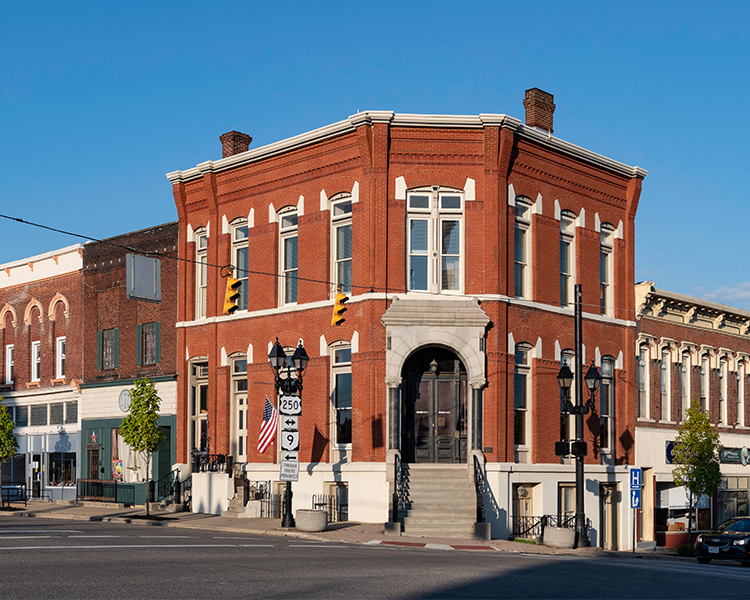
[279,395,302,416]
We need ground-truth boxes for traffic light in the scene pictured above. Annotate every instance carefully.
[223,275,241,315]
[331,286,348,326]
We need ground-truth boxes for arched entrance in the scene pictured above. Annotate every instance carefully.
[401,347,468,463]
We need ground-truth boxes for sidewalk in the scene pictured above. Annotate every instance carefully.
[1,500,680,560]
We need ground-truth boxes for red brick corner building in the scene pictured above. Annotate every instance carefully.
[167,89,647,545]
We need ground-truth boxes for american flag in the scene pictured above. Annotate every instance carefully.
[258,396,278,453]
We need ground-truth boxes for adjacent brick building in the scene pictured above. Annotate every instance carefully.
[167,90,647,546]
[635,282,750,547]
[0,244,84,501]
[79,223,179,504]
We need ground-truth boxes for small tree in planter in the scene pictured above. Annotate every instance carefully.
[672,403,722,546]
[0,398,19,507]
[120,379,165,516]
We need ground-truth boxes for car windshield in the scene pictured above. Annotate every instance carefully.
[717,518,750,533]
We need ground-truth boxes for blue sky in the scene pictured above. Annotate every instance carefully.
[1,2,749,307]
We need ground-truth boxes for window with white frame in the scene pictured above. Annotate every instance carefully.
[331,344,352,446]
[700,355,710,413]
[660,348,671,422]
[195,229,208,319]
[230,354,248,459]
[331,195,352,295]
[600,225,614,315]
[599,358,615,455]
[407,188,463,294]
[514,198,532,298]
[638,345,649,419]
[681,352,691,421]
[514,343,532,449]
[55,337,66,379]
[279,208,298,305]
[5,344,13,384]
[559,483,576,521]
[190,361,209,453]
[31,340,40,382]
[231,219,249,311]
[719,358,728,424]
[738,361,746,427]
[560,211,575,307]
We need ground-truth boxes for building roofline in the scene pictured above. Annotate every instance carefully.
[635,281,750,321]
[0,243,84,271]
[166,111,648,185]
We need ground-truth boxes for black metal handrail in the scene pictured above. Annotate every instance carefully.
[192,453,233,473]
[473,454,486,523]
[512,514,580,538]
[156,468,180,503]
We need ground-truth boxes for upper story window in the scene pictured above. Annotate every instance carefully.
[195,229,208,319]
[660,348,674,421]
[514,198,532,299]
[279,208,298,305]
[700,355,710,413]
[407,188,463,294]
[231,219,249,311]
[331,343,352,446]
[738,361,746,427]
[514,343,532,449]
[231,354,248,459]
[31,340,40,382]
[600,225,614,316]
[560,211,575,307]
[97,328,119,370]
[600,357,615,453]
[5,344,13,384]
[637,344,650,419]
[331,195,352,295]
[56,337,66,379]
[681,352,691,421]
[719,358,728,424]
[137,322,161,365]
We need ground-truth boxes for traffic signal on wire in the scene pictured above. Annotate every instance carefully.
[223,274,241,315]
[331,286,348,326]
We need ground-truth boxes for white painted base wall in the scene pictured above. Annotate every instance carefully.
[191,472,233,515]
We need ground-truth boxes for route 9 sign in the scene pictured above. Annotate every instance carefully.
[281,431,300,452]
[279,395,302,416]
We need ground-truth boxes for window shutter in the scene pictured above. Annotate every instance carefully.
[155,322,161,363]
[136,324,142,365]
[96,331,102,370]
[113,329,119,368]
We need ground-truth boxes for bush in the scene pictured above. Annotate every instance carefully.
[676,544,694,557]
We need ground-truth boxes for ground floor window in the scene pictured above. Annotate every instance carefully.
[47,452,76,486]
[1,454,25,486]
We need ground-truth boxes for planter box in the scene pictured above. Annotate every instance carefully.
[296,509,328,532]
[543,526,576,548]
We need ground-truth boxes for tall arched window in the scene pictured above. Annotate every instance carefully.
[231,219,249,311]
[660,348,671,422]
[600,224,615,316]
[514,197,532,299]
[407,187,463,294]
[738,361,746,427]
[559,211,576,307]
[230,354,248,459]
[195,228,208,319]
[719,358,728,424]
[600,357,615,455]
[514,343,532,459]
[331,195,352,295]
[700,355,710,413]
[638,345,650,419]
[279,208,298,305]
[680,352,691,421]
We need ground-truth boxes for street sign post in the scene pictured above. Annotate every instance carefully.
[279,395,302,416]
[281,431,300,452]
[630,467,643,553]
[630,468,642,489]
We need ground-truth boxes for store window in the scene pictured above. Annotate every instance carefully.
[48,452,76,486]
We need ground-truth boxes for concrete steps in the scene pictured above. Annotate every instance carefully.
[398,464,478,538]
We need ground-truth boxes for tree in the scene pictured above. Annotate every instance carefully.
[120,378,166,516]
[0,397,19,508]
[672,403,723,544]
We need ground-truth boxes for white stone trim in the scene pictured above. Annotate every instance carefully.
[351,181,360,203]
[320,189,328,212]
[351,330,359,354]
[464,178,475,201]
[395,176,407,201]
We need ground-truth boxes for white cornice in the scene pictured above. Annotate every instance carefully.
[166,111,648,185]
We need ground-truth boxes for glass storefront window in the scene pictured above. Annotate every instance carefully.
[47,452,76,486]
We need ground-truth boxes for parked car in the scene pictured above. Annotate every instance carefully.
[694,517,750,565]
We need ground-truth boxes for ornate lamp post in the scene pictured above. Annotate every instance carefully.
[268,338,308,528]
[557,358,602,547]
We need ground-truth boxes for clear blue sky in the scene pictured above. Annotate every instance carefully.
[2,2,749,307]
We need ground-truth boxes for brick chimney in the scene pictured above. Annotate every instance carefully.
[523,88,555,134]
[220,131,252,158]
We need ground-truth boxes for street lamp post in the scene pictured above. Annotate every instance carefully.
[555,285,602,548]
[268,338,308,529]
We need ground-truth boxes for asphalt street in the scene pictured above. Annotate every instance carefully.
[1,517,748,599]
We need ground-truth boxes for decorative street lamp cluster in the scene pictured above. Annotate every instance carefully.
[268,338,308,528]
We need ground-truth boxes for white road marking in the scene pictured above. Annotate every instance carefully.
[0,536,56,539]
[68,535,121,538]
[139,535,197,539]
[239,544,275,547]
[288,544,349,548]
[0,530,82,534]
[0,543,254,551]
